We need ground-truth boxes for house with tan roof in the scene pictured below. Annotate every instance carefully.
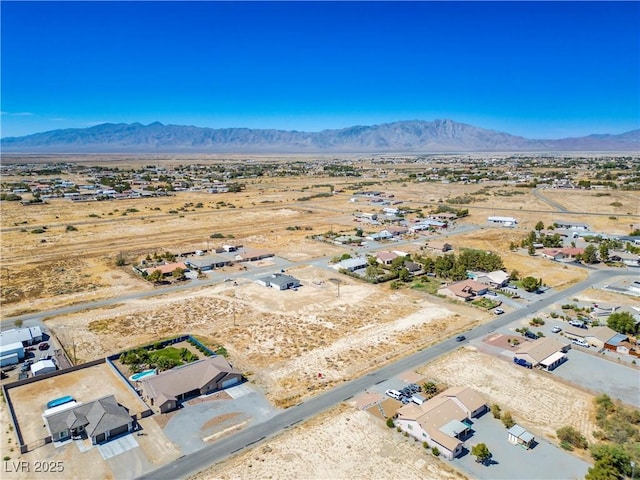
[563,326,618,350]
[143,262,187,277]
[138,356,243,413]
[395,387,487,460]
[375,251,399,265]
[514,337,570,371]
[437,279,488,301]
[468,270,509,288]
[425,240,452,253]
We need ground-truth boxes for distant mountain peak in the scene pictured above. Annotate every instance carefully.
[1,119,638,153]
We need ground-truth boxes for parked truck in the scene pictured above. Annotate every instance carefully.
[513,357,533,369]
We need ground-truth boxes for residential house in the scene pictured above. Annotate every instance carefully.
[375,251,399,266]
[553,221,590,231]
[366,231,393,242]
[514,337,570,371]
[540,247,584,261]
[184,255,231,271]
[139,356,243,413]
[234,249,274,262]
[609,251,640,267]
[487,216,518,227]
[563,326,618,350]
[333,257,368,272]
[381,226,409,237]
[395,387,486,460]
[44,395,133,444]
[257,273,301,290]
[411,220,447,231]
[468,270,509,288]
[425,241,452,253]
[143,262,188,277]
[437,280,488,301]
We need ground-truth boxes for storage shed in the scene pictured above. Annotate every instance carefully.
[508,424,535,449]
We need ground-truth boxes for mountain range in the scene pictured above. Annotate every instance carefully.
[1,119,638,153]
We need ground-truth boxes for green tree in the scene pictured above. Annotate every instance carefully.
[528,244,536,256]
[147,269,163,284]
[115,252,127,266]
[386,417,395,428]
[471,443,492,464]
[398,267,411,282]
[535,221,545,231]
[422,381,438,397]
[521,276,540,292]
[581,244,598,264]
[589,444,631,478]
[501,411,515,428]
[491,403,502,419]
[510,270,519,281]
[607,312,638,335]
[599,243,610,262]
[172,267,186,281]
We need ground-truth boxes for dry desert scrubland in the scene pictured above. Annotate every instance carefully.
[1,156,638,479]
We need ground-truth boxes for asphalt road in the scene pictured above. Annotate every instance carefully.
[138,268,637,480]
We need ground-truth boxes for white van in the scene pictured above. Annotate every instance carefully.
[411,394,427,405]
[385,389,402,400]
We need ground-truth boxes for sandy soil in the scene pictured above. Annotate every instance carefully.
[416,347,596,442]
[190,404,465,480]
[44,266,479,407]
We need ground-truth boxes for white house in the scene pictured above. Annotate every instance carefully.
[487,216,518,227]
[256,273,301,291]
[31,359,57,376]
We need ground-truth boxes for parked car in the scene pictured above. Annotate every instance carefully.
[551,326,562,333]
[25,346,37,352]
[486,291,498,297]
[38,342,50,351]
[572,339,590,348]
[524,331,539,340]
[569,320,587,329]
[455,335,466,342]
[408,383,421,394]
[494,308,504,315]
[385,389,402,401]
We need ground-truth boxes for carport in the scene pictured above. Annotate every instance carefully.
[539,351,566,371]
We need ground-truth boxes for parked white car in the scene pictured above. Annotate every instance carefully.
[551,326,562,333]
[572,339,589,348]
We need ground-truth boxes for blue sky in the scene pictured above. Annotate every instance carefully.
[1,1,639,139]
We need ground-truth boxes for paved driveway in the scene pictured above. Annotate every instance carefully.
[163,384,280,454]
[551,349,640,407]
[454,413,590,480]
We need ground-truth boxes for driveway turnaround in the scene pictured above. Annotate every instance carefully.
[454,413,590,480]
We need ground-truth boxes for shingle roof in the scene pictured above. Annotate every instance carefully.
[45,395,131,439]
[140,356,241,405]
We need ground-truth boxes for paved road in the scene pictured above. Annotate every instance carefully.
[532,188,569,213]
[138,269,637,480]
[0,225,477,326]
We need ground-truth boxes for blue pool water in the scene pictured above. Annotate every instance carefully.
[129,369,156,382]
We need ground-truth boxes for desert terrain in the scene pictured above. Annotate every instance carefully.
[1,155,638,478]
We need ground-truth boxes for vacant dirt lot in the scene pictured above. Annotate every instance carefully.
[45,266,480,407]
[416,347,597,442]
[190,404,465,480]
[8,362,148,445]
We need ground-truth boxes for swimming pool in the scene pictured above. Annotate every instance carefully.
[129,369,156,382]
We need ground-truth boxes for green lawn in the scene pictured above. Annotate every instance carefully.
[472,298,499,309]
[150,347,184,363]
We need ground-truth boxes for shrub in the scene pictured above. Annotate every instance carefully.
[66,225,78,232]
[502,411,515,428]
[491,403,502,419]
[560,440,574,451]
[386,417,395,428]
[30,228,45,234]
[432,447,440,456]
[557,425,588,449]
[210,233,225,238]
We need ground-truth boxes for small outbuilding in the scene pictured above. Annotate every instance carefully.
[31,359,57,376]
[508,424,535,449]
[257,273,301,291]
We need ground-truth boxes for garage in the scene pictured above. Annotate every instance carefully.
[94,433,106,444]
[222,377,240,389]
[108,424,129,439]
